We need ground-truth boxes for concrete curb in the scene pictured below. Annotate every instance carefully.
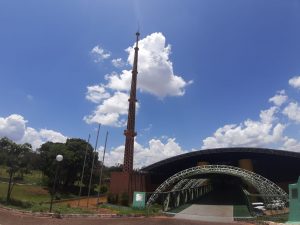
[0,205,149,219]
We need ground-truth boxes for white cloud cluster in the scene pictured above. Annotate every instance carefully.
[84,91,140,127]
[0,114,27,141]
[0,114,67,150]
[282,137,300,152]
[201,107,285,149]
[200,74,300,152]
[103,138,186,168]
[269,90,288,106]
[85,85,110,104]
[90,45,111,63]
[283,102,300,123]
[281,76,300,123]
[111,58,125,68]
[85,32,191,126]
[289,76,300,89]
[106,32,192,98]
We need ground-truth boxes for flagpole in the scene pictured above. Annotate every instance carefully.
[87,124,101,208]
[97,131,109,204]
[77,134,91,207]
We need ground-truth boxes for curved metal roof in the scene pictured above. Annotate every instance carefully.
[141,147,300,172]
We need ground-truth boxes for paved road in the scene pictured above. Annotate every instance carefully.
[0,208,251,225]
[175,205,234,222]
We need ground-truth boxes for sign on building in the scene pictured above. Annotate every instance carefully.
[132,191,146,208]
[288,177,300,223]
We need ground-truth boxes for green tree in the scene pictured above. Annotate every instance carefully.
[0,137,32,202]
[38,138,99,192]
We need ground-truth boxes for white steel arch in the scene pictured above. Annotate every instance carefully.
[146,165,288,206]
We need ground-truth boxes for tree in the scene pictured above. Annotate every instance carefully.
[0,137,32,202]
[38,138,99,192]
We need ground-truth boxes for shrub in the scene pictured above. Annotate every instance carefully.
[100,185,108,194]
[107,193,117,204]
[7,198,32,208]
[120,192,129,206]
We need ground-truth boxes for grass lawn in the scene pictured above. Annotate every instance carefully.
[99,203,162,216]
[0,166,43,184]
[0,182,95,214]
[0,182,50,203]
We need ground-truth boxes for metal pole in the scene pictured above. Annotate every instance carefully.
[97,131,109,204]
[87,124,101,208]
[77,134,91,207]
[49,163,59,212]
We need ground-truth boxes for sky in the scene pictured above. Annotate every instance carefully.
[1,0,300,168]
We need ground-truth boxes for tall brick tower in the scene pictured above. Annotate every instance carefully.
[123,32,140,173]
[110,33,145,201]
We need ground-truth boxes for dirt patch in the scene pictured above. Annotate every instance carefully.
[58,196,115,214]
[25,186,49,195]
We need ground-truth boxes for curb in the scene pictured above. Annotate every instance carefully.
[0,205,151,219]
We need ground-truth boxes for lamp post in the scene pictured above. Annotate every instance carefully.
[49,154,63,212]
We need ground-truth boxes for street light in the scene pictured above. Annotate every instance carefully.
[49,154,63,212]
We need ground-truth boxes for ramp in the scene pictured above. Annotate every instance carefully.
[174,204,234,222]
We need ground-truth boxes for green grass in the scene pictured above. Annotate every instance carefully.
[31,203,94,214]
[0,183,50,203]
[0,182,94,214]
[0,199,94,214]
[0,166,43,184]
[99,203,162,216]
[233,205,251,217]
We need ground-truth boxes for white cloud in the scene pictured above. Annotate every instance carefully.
[85,32,191,126]
[0,114,67,150]
[201,107,286,149]
[106,32,192,98]
[289,76,300,89]
[282,137,300,152]
[84,91,139,127]
[90,45,111,63]
[269,90,288,106]
[86,85,110,104]
[112,58,126,68]
[104,138,186,168]
[0,114,27,141]
[283,102,300,123]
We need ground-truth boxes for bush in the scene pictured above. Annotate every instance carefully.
[4,198,32,209]
[100,185,108,194]
[120,192,129,206]
[107,193,117,204]
[41,176,50,186]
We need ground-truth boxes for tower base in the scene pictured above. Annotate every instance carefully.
[109,171,146,205]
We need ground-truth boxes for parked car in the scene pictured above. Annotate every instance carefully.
[265,199,285,210]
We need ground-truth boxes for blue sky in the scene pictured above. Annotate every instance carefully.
[1,0,300,167]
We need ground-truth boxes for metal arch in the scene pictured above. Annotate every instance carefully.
[190,179,207,188]
[162,179,211,211]
[171,179,190,191]
[146,165,288,206]
[182,179,197,189]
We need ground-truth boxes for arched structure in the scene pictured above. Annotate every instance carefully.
[146,165,288,207]
[141,148,300,190]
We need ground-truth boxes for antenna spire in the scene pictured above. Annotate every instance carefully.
[135,31,140,47]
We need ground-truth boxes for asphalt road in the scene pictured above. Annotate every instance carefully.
[0,208,251,225]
